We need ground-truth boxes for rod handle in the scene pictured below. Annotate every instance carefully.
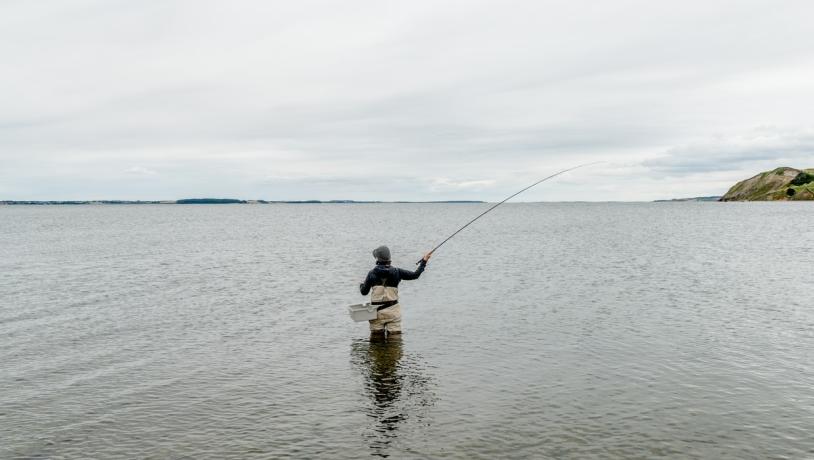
[415,250,434,265]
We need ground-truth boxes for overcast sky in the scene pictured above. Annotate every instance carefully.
[2,0,813,201]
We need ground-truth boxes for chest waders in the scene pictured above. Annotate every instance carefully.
[370,279,399,309]
[369,279,402,333]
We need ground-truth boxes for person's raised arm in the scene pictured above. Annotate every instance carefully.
[399,252,432,280]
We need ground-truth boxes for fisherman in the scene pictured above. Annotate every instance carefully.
[360,246,431,337]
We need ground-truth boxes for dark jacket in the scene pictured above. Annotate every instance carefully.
[360,260,427,295]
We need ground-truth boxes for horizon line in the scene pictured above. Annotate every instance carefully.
[1,197,722,205]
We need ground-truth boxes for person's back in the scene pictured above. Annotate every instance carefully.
[360,245,431,338]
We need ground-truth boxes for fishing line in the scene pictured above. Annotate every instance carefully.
[417,161,602,264]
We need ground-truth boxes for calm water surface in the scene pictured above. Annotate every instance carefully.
[1,203,813,459]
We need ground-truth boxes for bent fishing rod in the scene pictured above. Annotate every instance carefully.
[417,161,601,264]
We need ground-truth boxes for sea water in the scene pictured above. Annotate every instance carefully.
[2,203,813,459]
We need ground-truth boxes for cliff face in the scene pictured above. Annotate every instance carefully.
[720,167,814,201]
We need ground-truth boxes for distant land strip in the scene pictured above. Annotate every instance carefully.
[0,199,485,205]
[653,196,721,202]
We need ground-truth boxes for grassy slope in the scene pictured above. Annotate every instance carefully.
[721,167,814,201]
[790,168,814,200]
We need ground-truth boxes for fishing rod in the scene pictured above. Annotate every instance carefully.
[417,161,601,265]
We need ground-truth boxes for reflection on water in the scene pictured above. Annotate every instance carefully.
[351,336,435,458]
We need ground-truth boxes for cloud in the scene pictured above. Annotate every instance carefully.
[1,1,814,200]
[125,166,158,176]
[430,178,497,191]
[643,128,814,175]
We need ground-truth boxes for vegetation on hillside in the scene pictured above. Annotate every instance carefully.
[720,167,814,201]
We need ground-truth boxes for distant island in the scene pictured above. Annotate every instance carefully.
[0,199,485,205]
[719,167,814,201]
[176,198,246,204]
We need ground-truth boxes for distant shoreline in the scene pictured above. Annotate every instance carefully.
[0,199,486,205]
[653,196,721,202]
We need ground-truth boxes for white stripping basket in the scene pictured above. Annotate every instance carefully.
[348,303,378,322]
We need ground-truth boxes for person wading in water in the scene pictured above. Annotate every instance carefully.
[360,246,432,339]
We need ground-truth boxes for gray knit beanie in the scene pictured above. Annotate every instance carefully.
[372,245,391,263]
